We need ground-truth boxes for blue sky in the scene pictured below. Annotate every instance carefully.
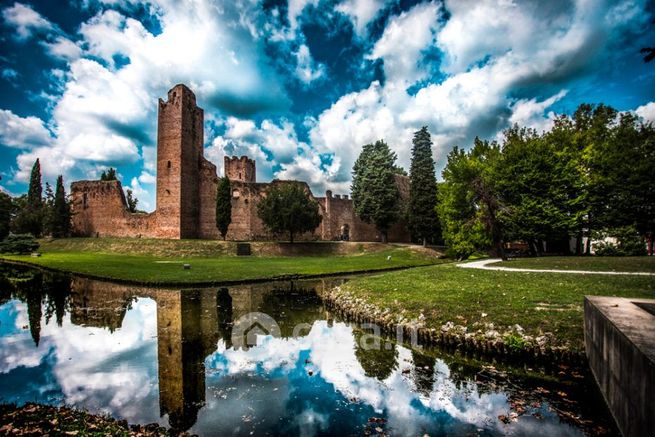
[0,0,654,211]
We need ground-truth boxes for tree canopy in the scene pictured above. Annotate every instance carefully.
[257,183,322,243]
[100,168,117,181]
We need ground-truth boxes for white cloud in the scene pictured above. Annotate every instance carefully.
[336,0,386,36]
[635,101,655,123]
[507,90,568,133]
[1,68,18,80]
[42,36,82,60]
[368,2,440,85]
[2,2,53,39]
[295,44,326,85]
[0,109,53,149]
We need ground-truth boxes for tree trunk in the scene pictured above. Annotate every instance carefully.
[528,240,537,257]
[575,229,583,255]
[381,232,388,244]
[422,238,427,247]
[649,233,654,256]
[289,231,294,244]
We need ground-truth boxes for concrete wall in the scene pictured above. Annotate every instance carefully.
[584,296,655,437]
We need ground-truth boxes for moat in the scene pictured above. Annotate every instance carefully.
[0,264,616,436]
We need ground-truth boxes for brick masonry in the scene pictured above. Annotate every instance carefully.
[70,84,411,242]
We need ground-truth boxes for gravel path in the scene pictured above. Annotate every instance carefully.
[457,258,655,276]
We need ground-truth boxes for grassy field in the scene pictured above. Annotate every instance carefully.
[488,256,655,272]
[340,263,655,351]
[0,238,443,284]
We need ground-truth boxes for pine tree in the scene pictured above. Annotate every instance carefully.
[51,175,71,238]
[215,176,232,240]
[408,127,441,246]
[351,140,400,243]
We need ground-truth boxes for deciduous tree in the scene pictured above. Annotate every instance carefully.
[257,183,321,243]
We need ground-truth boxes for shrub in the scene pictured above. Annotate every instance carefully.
[0,234,40,254]
[594,225,647,256]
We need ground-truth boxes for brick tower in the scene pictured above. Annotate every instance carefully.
[156,84,204,238]
[224,156,256,182]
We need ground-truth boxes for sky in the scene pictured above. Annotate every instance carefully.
[0,0,654,211]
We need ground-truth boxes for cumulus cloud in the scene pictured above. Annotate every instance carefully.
[507,90,569,133]
[0,109,53,149]
[635,101,655,123]
[2,2,53,39]
[336,0,386,36]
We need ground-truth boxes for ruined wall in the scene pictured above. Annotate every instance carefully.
[224,156,256,182]
[70,180,156,238]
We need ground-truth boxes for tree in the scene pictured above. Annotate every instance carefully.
[351,140,400,243]
[215,176,232,240]
[100,168,117,181]
[495,126,578,255]
[0,191,11,241]
[436,139,505,259]
[408,126,441,246]
[125,189,138,213]
[14,160,44,237]
[51,176,71,238]
[257,183,322,243]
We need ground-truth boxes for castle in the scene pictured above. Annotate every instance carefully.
[70,84,410,242]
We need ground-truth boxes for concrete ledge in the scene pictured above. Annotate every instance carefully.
[584,296,655,437]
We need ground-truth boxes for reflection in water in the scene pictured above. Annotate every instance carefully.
[0,265,615,436]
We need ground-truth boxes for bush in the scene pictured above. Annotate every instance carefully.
[0,234,40,254]
[594,226,647,256]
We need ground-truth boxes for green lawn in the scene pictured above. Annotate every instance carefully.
[488,256,655,272]
[340,263,655,351]
[0,245,443,285]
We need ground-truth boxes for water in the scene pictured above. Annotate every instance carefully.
[0,264,616,436]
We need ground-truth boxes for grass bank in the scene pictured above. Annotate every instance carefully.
[488,256,655,273]
[0,238,443,285]
[334,263,655,354]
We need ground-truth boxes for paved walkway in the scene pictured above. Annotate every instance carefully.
[457,258,655,276]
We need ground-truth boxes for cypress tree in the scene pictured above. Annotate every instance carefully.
[408,127,441,246]
[351,140,400,243]
[51,175,71,238]
[215,176,232,240]
[27,159,42,209]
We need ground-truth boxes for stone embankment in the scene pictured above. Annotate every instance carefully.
[321,285,585,365]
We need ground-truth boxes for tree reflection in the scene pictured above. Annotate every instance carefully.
[352,327,399,381]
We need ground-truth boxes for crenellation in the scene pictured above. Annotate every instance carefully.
[70,83,411,243]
